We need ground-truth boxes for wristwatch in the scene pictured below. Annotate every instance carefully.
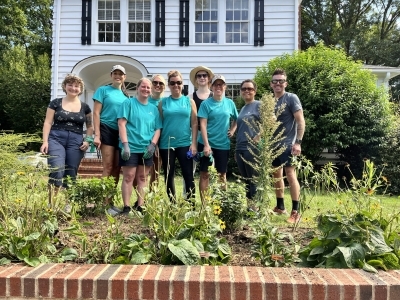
[295,139,302,145]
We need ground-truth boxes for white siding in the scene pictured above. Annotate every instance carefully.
[51,0,299,99]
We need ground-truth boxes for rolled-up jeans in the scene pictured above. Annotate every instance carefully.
[47,129,84,188]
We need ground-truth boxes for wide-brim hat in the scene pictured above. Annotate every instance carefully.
[190,66,214,88]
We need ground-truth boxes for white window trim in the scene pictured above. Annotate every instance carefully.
[190,0,254,45]
[92,0,155,44]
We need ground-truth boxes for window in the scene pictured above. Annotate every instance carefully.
[226,83,241,100]
[98,0,121,42]
[226,0,249,43]
[128,0,151,43]
[193,0,250,44]
[96,0,152,43]
[194,0,218,43]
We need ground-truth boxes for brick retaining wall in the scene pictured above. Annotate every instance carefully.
[0,264,399,299]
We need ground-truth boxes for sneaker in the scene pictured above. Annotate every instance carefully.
[273,206,287,215]
[135,205,143,213]
[121,206,131,215]
[287,210,301,224]
[107,205,122,216]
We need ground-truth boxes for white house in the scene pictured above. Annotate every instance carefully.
[51,0,302,110]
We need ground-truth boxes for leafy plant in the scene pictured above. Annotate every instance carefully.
[65,176,117,216]
[251,216,300,267]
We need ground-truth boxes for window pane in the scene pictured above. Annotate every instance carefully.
[106,1,112,9]
[99,32,105,42]
[195,22,202,32]
[98,1,105,9]
[113,0,120,9]
[226,11,233,21]
[195,33,202,43]
[234,0,241,9]
[211,11,218,20]
[233,22,240,32]
[226,23,232,32]
[241,22,248,32]
[144,32,151,42]
[242,33,248,43]
[203,32,210,43]
[129,33,135,42]
[113,10,120,20]
[211,33,217,43]
[106,32,113,42]
[242,0,249,9]
[234,10,240,20]
[129,23,135,31]
[99,23,105,31]
[226,33,232,43]
[114,32,120,42]
[233,33,240,43]
[136,33,143,42]
[98,10,105,20]
[195,11,202,21]
[144,23,151,31]
[114,23,120,31]
[211,22,218,32]
[106,23,113,31]
[203,11,210,20]
[137,23,143,31]
[226,0,233,10]
[203,22,210,32]
[242,10,248,20]
[210,0,218,9]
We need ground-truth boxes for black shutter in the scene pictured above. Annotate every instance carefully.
[81,0,92,45]
[179,0,189,46]
[183,84,189,96]
[254,0,264,46]
[155,0,166,46]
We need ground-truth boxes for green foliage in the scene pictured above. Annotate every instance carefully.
[65,177,117,216]
[296,158,400,272]
[251,216,300,267]
[0,47,50,132]
[254,43,393,167]
[206,167,247,231]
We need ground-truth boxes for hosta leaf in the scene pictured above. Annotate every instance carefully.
[217,241,231,255]
[24,232,40,241]
[130,251,152,264]
[0,258,11,265]
[168,239,200,265]
[24,257,40,267]
[310,246,325,255]
[338,243,365,268]
[61,248,78,261]
[46,244,57,254]
[362,261,378,273]
[326,226,341,239]
[369,227,392,255]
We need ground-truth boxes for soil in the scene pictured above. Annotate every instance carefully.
[56,214,315,266]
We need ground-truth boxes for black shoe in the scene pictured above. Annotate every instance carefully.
[135,205,143,213]
[121,206,131,215]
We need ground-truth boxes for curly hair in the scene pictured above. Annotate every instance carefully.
[61,74,85,96]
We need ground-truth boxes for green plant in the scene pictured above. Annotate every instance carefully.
[65,176,117,216]
[250,216,300,267]
[297,159,400,272]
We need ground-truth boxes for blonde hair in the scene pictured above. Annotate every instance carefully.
[151,74,166,98]
[167,70,183,82]
[136,77,152,97]
[61,74,84,96]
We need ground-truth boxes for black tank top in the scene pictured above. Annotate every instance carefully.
[193,91,212,129]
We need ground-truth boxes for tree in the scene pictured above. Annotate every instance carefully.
[0,46,50,133]
[253,43,394,167]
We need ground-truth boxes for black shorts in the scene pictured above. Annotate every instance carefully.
[198,143,230,173]
[272,145,294,167]
[119,152,154,167]
[100,123,119,148]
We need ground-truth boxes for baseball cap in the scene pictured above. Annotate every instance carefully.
[211,74,226,85]
[111,65,126,74]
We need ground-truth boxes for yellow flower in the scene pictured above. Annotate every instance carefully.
[15,198,22,204]
[204,195,212,202]
[17,171,25,176]
[367,188,374,195]
[337,199,342,205]
[219,220,226,230]
[213,205,222,215]
[381,176,388,183]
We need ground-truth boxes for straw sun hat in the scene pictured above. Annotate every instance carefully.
[189,66,214,88]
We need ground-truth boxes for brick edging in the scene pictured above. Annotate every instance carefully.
[0,264,399,299]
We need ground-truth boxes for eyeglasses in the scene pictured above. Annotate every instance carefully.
[241,87,255,92]
[271,79,286,84]
[152,81,165,87]
[213,83,225,87]
[196,73,208,79]
[169,81,183,86]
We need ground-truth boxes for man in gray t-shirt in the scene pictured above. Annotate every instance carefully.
[270,68,306,224]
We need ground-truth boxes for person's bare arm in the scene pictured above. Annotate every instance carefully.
[189,99,198,155]
[292,109,305,156]
[93,101,102,148]
[40,108,55,154]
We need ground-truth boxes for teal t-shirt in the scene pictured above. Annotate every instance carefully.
[160,95,192,149]
[148,95,162,107]
[117,97,162,153]
[198,97,238,150]
[93,85,128,130]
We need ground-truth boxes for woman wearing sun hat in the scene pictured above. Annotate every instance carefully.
[93,65,129,214]
[197,74,238,200]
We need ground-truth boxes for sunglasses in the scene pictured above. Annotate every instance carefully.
[213,83,225,87]
[271,79,286,84]
[241,87,255,92]
[196,73,208,79]
[152,81,165,87]
[169,81,183,86]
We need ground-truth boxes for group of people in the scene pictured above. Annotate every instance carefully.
[40,64,305,223]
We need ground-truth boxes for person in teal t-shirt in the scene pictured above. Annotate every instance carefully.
[117,78,162,214]
[198,74,238,200]
[93,65,129,215]
[158,70,198,202]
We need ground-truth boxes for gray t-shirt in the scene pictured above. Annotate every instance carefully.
[274,92,302,146]
[236,100,261,151]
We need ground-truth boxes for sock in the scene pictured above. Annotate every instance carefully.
[292,200,299,211]
[277,198,284,210]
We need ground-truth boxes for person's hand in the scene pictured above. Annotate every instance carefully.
[40,142,48,154]
[203,145,212,157]
[253,134,261,143]
[121,142,131,161]
[227,129,234,138]
[189,143,197,156]
[154,144,160,158]
[79,141,90,151]
[143,142,156,159]
[292,143,302,156]
[94,135,101,149]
